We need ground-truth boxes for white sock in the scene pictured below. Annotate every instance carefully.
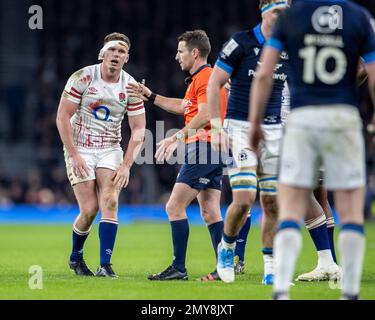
[274,228,302,294]
[317,249,335,268]
[263,254,274,276]
[221,238,236,250]
[339,230,365,297]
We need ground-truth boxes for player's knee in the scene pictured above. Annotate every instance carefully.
[166,200,184,219]
[200,204,221,224]
[261,195,278,216]
[80,203,99,219]
[232,190,256,212]
[101,193,118,212]
[232,201,253,216]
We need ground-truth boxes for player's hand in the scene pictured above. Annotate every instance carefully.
[249,123,264,154]
[112,164,130,190]
[155,137,178,162]
[211,129,229,154]
[367,114,375,146]
[126,83,152,101]
[357,59,368,87]
[71,154,90,179]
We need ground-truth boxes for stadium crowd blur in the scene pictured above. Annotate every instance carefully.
[1,0,375,219]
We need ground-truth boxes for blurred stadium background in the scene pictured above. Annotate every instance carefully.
[0,0,375,222]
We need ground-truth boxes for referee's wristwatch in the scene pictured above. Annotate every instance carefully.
[175,131,185,142]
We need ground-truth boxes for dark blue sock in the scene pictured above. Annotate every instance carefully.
[327,226,337,263]
[235,215,251,261]
[208,221,224,259]
[309,223,331,251]
[223,232,237,244]
[99,221,118,266]
[171,219,189,273]
[70,228,90,262]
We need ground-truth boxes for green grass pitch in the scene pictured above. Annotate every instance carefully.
[0,223,374,300]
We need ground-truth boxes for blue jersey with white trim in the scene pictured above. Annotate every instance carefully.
[216,24,288,124]
[268,0,375,110]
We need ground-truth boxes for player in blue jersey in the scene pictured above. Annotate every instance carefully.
[207,0,290,284]
[250,0,375,299]
[281,83,340,282]
[208,0,339,284]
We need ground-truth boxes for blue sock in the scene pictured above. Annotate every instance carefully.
[262,247,273,255]
[70,227,90,262]
[235,215,251,261]
[208,221,224,259]
[327,226,337,263]
[309,223,331,251]
[171,219,189,273]
[99,220,118,266]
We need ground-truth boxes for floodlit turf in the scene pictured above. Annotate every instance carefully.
[0,222,374,300]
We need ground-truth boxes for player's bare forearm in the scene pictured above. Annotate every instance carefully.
[154,95,184,115]
[357,59,368,86]
[366,63,375,114]
[126,83,184,115]
[122,113,146,168]
[56,118,77,156]
[369,82,375,114]
[122,138,144,169]
[207,85,222,119]
[56,97,79,157]
[207,67,229,120]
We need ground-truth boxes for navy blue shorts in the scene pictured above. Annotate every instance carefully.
[176,141,224,190]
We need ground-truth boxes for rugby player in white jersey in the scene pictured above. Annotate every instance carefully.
[56,32,145,277]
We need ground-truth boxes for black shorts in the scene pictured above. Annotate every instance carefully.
[176,141,224,190]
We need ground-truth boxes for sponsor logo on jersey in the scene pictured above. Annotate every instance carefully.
[250,62,287,81]
[88,86,98,95]
[311,5,343,34]
[254,47,260,56]
[222,39,239,57]
[257,61,283,71]
[88,100,102,111]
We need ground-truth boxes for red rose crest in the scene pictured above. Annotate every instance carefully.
[119,92,126,102]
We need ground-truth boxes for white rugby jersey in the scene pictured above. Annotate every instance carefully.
[62,64,145,148]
